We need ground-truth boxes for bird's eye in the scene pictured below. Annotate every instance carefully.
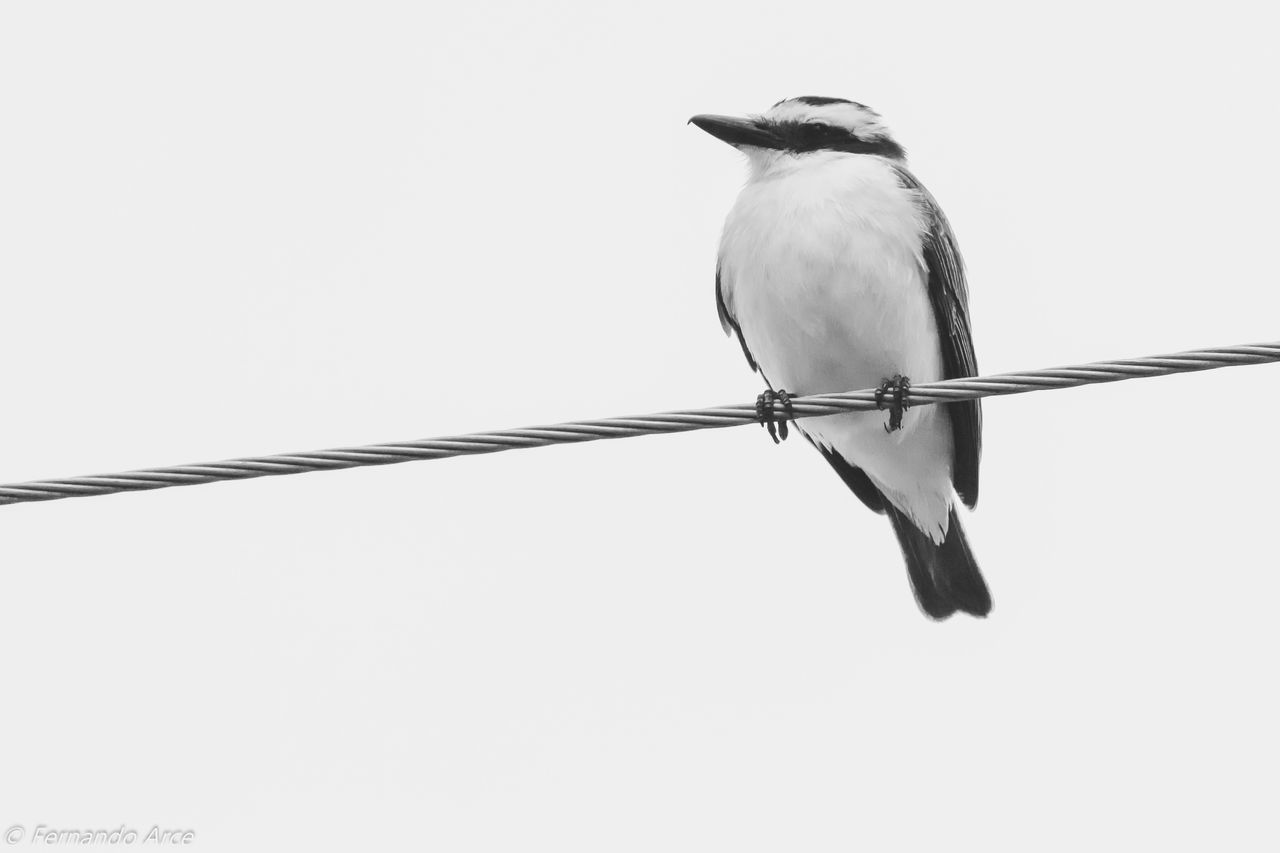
[806,122,833,133]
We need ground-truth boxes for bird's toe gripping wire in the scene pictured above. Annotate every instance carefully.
[756,389,795,444]
[875,375,911,433]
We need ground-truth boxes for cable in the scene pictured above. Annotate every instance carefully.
[1,341,1276,508]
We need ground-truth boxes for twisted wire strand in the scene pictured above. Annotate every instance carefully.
[1,341,1277,508]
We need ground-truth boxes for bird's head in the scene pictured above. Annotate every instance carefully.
[690,96,904,172]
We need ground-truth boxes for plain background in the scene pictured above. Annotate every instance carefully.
[2,2,1279,850]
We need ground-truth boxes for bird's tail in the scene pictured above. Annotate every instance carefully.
[884,503,991,619]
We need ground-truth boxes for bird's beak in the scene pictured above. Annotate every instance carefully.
[689,114,781,149]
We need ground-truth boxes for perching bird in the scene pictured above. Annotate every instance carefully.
[691,96,991,619]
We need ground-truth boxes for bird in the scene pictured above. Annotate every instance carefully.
[691,96,991,619]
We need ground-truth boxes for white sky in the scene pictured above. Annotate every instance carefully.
[2,2,1279,850]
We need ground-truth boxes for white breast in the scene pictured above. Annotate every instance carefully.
[717,151,956,541]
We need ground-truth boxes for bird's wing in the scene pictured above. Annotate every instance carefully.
[810,438,887,514]
[716,266,758,372]
[892,165,981,508]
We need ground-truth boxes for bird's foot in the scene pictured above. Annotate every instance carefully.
[756,389,795,444]
[875,375,911,433]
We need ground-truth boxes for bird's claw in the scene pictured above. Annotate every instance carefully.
[875,375,911,433]
[756,389,795,444]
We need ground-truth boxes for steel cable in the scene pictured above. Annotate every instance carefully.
[1,341,1276,507]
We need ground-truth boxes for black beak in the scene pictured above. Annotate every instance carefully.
[689,114,781,149]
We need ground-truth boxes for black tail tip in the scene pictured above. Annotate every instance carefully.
[916,584,991,621]
[889,506,992,621]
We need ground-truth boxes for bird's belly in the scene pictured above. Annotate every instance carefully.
[728,236,942,398]
[718,169,955,539]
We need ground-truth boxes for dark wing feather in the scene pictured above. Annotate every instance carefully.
[807,438,886,514]
[892,166,981,508]
[716,266,758,373]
